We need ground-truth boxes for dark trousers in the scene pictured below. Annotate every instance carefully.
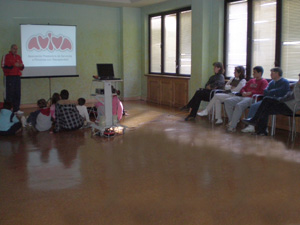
[27,110,40,127]
[5,76,21,112]
[0,122,22,136]
[187,88,213,117]
[253,97,293,132]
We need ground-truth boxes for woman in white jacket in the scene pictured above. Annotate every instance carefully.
[197,65,246,124]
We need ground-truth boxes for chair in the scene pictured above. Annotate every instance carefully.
[269,102,300,141]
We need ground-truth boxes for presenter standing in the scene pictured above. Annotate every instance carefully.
[1,44,24,114]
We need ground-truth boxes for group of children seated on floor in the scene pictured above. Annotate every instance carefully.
[181,62,300,136]
[0,88,124,136]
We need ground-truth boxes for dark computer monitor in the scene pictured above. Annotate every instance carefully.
[97,63,114,79]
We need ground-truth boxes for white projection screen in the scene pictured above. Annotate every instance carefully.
[21,24,78,78]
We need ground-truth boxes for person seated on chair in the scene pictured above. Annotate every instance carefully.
[243,73,300,136]
[25,98,52,132]
[197,65,246,124]
[224,66,269,132]
[0,101,22,136]
[181,62,225,121]
[54,89,84,132]
[241,67,290,133]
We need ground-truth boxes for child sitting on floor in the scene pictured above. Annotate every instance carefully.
[0,101,22,136]
[95,95,123,125]
[50,92,60,121]
[25,99,52,132]
[76,97,91,127]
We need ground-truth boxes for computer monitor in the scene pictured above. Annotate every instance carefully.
[96,63,114,79]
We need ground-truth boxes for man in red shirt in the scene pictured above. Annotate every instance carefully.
[1,44,24,114]
[224,66,269,132]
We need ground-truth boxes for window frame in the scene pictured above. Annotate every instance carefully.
[148,7,192,77]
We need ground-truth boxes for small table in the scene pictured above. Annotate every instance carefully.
[91,79,123,135]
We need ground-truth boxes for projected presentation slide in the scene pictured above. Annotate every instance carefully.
[21,24,77,78]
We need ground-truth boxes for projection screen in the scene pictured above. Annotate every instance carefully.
[20,24,78,78]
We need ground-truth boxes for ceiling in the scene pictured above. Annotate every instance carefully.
[19,0,171,8]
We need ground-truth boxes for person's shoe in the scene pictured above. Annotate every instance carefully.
[242,118,256,126]
[215,119,223,125]
[185,115,195,121]
[197,109,208,117]
[21,116,27,127]
[15,110,24,115]
[227,127,236,133]
[254,131,268,136]
[252,128,268,136]
[180,105,189,111]
[241,125,255,133]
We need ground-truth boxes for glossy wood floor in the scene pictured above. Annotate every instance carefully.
[1,101,300,225]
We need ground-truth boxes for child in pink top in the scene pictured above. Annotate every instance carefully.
[50,93,60,120]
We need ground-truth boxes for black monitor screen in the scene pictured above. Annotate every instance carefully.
[97,64,114,78]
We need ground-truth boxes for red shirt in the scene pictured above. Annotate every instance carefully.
[240,78,269,97]
[1,51,24,76]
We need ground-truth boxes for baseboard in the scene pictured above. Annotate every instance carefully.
[122,96,144,101]
[19,97,145,109]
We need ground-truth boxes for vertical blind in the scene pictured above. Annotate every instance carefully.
[282,0,300,80]
[164,14,177,73]
[252,0,276,77]
[179,10,192,75]
[150,16,161,73]
[227,0,248,77]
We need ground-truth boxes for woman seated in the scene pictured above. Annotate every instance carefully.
[181,62,225,121]
[197,65,246,124]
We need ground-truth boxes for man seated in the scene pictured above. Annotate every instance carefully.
[224,66,269,132]
[242,67,290,133]
[54,89,84,132]
[243,73,300,136]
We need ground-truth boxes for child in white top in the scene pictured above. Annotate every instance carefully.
[76,98,91,125]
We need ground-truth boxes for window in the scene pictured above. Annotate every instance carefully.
[225,0,300,80]
[252,0,276,76]
[225,0,276,79]
[149,8,191,76]
[150,16,161,73]
[226,0,248,77]
[282,0,300,80]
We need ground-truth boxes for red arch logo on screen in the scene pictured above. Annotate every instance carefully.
[27,32,72,51]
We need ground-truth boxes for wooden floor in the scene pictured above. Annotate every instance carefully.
[1,100,300,225]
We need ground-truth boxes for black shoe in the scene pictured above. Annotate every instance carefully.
[242,118,256,126]
[185,115,195,121]
[253,130,268,136]
[180,105,189,111]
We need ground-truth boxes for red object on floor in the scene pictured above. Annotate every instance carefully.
[103,129,115,137]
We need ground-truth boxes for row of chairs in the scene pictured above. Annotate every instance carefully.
[207,89,300,141]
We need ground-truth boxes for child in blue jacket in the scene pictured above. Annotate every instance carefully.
[0,101,22,135]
